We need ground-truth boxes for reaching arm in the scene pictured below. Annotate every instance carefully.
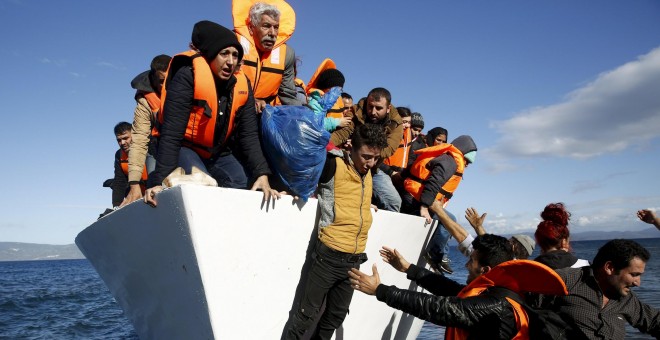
[637,209,660,230]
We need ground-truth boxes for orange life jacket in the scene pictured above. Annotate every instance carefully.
[403,143,465,204]
[141,91,160,121]
[233,0,295,105]
[445,260,568,340]
[119,150,147,193]
[153,50,249,159]
[383,127,412,171]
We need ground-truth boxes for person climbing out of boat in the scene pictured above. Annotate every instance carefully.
[144,20,279,207]
[233,0,302,113]
[400,132,473,275]
[282,124,388,340]
[121,54,171,207]
[533,202,590,269]
[111,122,148,208]
[331,88,404,212]
[348,234,568,339]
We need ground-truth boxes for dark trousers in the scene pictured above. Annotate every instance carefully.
[283,242,367,340]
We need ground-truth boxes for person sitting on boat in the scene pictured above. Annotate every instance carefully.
[348,234,568,339]
[400,134,476,275]
[282,124,388,340]
[121,54,171,207]
[233,0,302,112]
[111,122,148,208]
[144,20,279,207]
[533,202,590,270]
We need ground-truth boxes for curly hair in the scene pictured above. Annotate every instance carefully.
[534,202,571,252]
[351,123,388,151]
[593,239,650,271]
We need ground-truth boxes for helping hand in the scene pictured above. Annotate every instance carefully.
[348,264,380,296]
[379,246,410,273]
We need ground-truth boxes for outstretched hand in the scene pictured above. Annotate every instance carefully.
[348,264,380,296]
[637,209,660,229]
[380,246,410,273]
[465,207,487,235]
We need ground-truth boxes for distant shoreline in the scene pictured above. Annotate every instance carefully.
[2,232,659,262]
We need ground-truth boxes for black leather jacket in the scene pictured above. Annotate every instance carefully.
[375,264,518,339]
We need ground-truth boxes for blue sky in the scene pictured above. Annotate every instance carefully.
[1,0,659,244]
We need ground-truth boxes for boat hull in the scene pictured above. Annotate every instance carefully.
[76,185,435,339]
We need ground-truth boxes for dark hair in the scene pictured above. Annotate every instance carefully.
[341,92,352,100]
[351,123,388,151]
[397,107,412,118]
[150,54,171,72]
[534,203,571,252]
[367,87,391,105]
[114,121,132,135]
[425,127,448,146]
[592,239,650,271]
[472,234,514,268]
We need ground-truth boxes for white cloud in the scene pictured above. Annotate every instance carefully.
[96,61,125,71]
[487,46,660,164]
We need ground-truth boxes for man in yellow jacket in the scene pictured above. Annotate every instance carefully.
[283,124,388,339]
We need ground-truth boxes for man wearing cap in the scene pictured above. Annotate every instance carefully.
[233,1,301,113]
[145,20,279,206]
[407,112,427,166]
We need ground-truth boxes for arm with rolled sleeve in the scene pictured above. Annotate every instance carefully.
[128,97,153,183]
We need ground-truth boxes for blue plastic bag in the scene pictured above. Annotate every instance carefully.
[261,88,341,201]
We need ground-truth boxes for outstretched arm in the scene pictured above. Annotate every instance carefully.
[637,209,660,230]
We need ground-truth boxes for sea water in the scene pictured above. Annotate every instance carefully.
[1,238,659,339]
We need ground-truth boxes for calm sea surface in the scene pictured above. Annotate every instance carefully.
[1,238,659,339]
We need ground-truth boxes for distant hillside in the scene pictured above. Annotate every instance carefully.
[495,227,659,243]
[0,242,85,261]
[1,227,658,262]
[569,228,659,242]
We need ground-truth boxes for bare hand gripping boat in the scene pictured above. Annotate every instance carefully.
[76,185,435,339]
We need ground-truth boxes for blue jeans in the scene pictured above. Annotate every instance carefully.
[178,147,248,189]
[425,208,456,264]
[372,170,402,212]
